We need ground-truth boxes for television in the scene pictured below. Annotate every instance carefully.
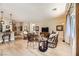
[42,27,49,32]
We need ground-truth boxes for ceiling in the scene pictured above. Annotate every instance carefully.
[0,3,66,22]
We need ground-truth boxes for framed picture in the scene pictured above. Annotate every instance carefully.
[35,26,39,31]
[56,25,63,31]
[33,26,39,31]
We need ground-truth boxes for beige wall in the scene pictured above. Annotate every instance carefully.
[41,16,66,33]
[41,15,66,40]
[27,15,66,40]
[28,15,66,32]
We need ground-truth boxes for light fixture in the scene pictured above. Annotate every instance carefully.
[10,13,12,19]
[9,13,12,24]
[0,11,4,24]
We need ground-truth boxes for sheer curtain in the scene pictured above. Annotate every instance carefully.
[65,14,71,44]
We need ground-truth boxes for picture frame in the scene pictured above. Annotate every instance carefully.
[33,26,39,31]
[56,25,63,31]
[35,26,39,31]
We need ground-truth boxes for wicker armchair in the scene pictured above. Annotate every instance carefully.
[48,33,58,48]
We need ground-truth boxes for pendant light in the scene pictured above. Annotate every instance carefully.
[9,13,12,24]
[0,11,4,24]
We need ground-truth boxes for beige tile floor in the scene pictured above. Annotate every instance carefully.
[0,39,72,56]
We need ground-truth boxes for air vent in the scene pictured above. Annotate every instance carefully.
[52,8,57,11]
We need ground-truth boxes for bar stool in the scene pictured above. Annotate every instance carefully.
[2,32,11,44]
[33,35,39,49]
[27,33,34,48]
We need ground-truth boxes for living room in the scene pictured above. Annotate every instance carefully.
[0,3,76,56]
